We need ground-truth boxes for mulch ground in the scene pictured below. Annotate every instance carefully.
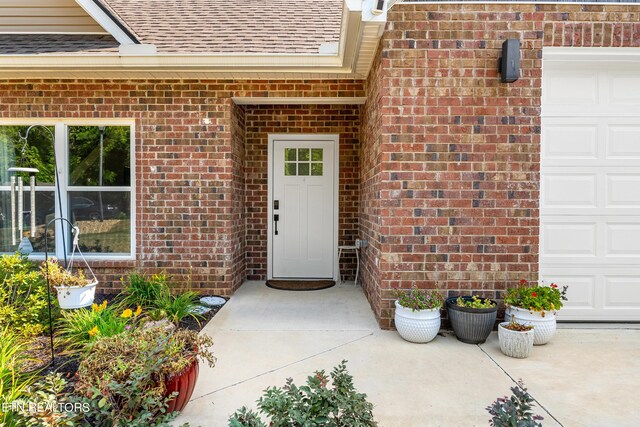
[24,293,225,381]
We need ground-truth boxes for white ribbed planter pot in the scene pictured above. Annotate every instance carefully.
[55,281,98,309]
[505,305,557,345]
[498,322,534,358]
[394,301,441,343]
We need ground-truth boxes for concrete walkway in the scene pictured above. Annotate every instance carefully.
[175,281,640,427]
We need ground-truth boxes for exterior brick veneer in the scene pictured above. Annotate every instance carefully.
[0,80,364,294]
[1,2,638,327]
[360,2,640,329]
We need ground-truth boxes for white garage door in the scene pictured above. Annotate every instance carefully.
[541,51,640,321]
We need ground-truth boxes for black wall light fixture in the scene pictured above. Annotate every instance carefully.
[499,39,520,83]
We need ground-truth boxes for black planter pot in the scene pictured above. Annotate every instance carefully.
[446,296,498,344]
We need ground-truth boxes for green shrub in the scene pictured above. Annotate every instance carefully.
[15,373,83,427]
[486,380,543,427]
[0,253,57,337]
[121,272,202,325]
[75,326,215,426]
[56,300,142,355]
[229,361,377,427]
[0,327,38,426]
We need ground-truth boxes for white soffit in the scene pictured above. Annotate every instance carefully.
[0,0,387,79]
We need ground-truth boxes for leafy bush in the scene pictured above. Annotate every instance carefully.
[0,253,56,337]
[456,295,496,309]
[74,326,215,426]
[15,373,83,427]
[229,361,377,427]
[0,327,38,426]
[56,300,142,355]
[394,287,443,311]
[486,380,543,427]
[121,272,202,324]
[504,280,568,312]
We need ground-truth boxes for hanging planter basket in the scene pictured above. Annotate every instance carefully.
[50,226,99,309]
[55,280,98,309]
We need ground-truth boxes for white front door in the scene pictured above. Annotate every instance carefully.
[270,136,336,279]
[541,53,640,321]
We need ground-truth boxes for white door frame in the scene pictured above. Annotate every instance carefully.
[267,134,339,281]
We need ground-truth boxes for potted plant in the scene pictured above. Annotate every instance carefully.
[75,326,215,423]
[498,317,535,358]
[393,287,444,343]
[41,259,97,309]
[446,295,497,344]
[504,280,568,345]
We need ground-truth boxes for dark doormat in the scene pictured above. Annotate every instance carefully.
[265,280,336,291]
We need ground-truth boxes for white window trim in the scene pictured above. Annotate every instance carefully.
[0,119,136,261]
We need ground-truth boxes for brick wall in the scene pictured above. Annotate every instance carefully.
[359,45,385,324]
[244,104,361,280]
[366,2,640,328]
[0,80,364,293]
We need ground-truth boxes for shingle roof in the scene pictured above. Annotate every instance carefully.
[0,34,119,55]
[102,0,343,54]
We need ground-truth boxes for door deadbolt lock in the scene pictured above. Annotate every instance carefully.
[274,200,279,210]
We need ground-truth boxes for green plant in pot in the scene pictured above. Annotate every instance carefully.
[74,326,215,425]
[504,280,568,345]
[393,287,444,343]
[498,317,535,359]
[446,295,497,344]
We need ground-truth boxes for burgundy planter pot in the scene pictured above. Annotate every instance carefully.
[165,357,200,413]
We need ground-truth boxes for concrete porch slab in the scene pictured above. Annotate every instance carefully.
[175,281,640,427]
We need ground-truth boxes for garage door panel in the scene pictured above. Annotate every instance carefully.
[542,122,598,160]
[542,173,597,208]
[604,276,640,309]
[606,224,640,257]
[540,268,640,320]
[607,125,640,158]
[609,73,640,104]
[541,216,640,265]
[606,174,640,207]
[543,69,599,106]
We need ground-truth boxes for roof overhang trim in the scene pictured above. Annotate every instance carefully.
[75,0,138,44]
[0,0,386,79]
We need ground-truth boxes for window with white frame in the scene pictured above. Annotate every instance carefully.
[0,123,134,258]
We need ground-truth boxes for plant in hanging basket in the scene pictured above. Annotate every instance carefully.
[41,259,98,309]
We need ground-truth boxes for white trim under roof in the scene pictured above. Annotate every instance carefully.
[74,0,138,45]
[233,97,367,105]
[0,0,387,79]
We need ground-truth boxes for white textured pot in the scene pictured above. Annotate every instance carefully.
[55,280,98,309]
[505,305,557,345]
[498,322,534,358]
[394,301,441,343]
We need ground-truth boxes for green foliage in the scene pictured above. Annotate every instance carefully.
[456,295,496,309]
[0,253,56,337]
[41,259,91,288]
[75,326,215,426]
[0,125,56,185]
[0,327,38,426]
[504,280,568,312]
[15,373,83,427]
[394,287,444,311]
[122,272,202,325]
[229,361,377,427]
[486,381,543,427]
[56,300,142,355]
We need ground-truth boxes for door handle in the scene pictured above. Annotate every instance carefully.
[274,214,279,235]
